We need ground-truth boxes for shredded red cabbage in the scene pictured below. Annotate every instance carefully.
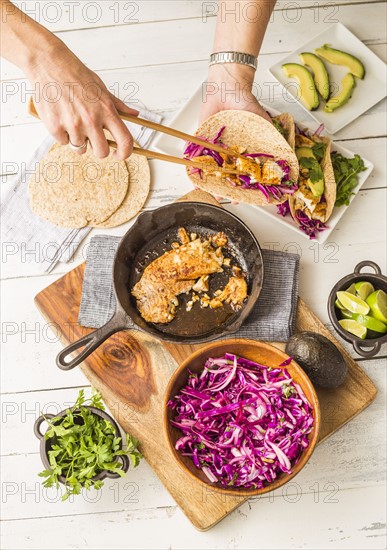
[295,123,325,139]
[168,354,314,488]
[277,200,291,217]
[276,202,328,238]
[184,126,226,167]
[244,153,274,159]
[295,210,328,240]
[184,127,296,201]
[313,123,325,137]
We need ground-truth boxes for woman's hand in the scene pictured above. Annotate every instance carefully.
[198,64,272,204]
[26,43,137,160]
[1,0,136,159]
[200,60,272,124]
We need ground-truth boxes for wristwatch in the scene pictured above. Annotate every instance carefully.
[209,51,258,70]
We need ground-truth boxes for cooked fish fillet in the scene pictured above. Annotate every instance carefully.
[260,160,284,185]
[294,184,320,213]
[236,157,262,181]
[178,227,190,244]
[295,135,315,148]
[295,183,327,221]
[132,277,194,324]
[192,275,209,293]
[209,276,248,310]
[132,233,226,324]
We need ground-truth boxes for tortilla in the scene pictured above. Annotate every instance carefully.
[29,143,129,228]
[272,113,296,150]
[186,110,299,206]
[94,150,150,228]
[289,135,336,223]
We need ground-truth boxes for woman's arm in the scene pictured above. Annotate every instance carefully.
[0,0,136,159]
[201,0,276,122]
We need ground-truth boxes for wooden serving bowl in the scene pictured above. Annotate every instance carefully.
[163,338,320,497]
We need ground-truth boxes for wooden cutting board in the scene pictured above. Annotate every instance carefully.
[34,191,377,531]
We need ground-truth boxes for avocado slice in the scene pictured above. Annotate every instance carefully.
[315,44,365,79]
[324,73,356,113]
[307,176,324,198]
[296,146,315,161]
[282,63,319,111]
[299,52,330,100]
[296,147,324,197]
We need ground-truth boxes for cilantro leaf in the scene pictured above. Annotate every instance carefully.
[38,389,142,501]
[311,142,326,161]
[282,384,296,398]
[227,472,239,486]
[272,119,286,137]
[331,152,367,207]
[299,157,324,184]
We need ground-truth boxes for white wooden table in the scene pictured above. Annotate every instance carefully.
[1,1,386,548]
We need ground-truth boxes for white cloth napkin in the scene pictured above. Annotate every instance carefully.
[0,107,162,273]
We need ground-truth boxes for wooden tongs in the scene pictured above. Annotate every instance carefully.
[28,99,245,176]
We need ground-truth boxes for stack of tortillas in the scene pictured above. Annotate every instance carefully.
[28,140,150,229]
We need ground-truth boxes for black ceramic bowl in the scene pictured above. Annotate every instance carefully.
[34,406,130,485]
[328,261,387,358]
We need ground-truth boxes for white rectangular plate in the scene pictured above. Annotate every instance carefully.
[269,22,386,135]
[153,84,373,244]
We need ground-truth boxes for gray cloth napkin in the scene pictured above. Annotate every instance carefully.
[79,235,300,342]
[0,107,162,273]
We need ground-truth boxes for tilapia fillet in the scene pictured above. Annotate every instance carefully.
[132,234,225,324]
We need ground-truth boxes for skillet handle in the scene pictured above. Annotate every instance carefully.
[56,311,129,371]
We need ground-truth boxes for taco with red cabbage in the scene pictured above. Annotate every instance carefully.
[288,133,336,236]
[184,110,299,206]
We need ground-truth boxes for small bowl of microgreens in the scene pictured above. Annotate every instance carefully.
[34,389,142,500]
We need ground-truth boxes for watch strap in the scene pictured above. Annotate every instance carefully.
[209,51,257,70]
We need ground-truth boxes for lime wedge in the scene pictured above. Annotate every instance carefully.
[335,299,346,310]
[366,290,387,323]
[336,291,370,315]
[341,309,355,320]
[352,314,387,334]
[339,319,367,339]
[346,283,357,295]
[355,281,375,301]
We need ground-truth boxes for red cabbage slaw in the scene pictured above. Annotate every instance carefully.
[276,200,328,240]
[168,354,314,488]
[294,210,328,240]
[184,127,298,202]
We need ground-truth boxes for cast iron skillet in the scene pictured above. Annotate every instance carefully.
[57,202,264,370]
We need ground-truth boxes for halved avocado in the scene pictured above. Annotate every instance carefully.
[315,44,365,79]
[324,73,356,113]
[285,332,348,388]
[282,63,319,111]
[296,146,324,197]
[299,52,330,100]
